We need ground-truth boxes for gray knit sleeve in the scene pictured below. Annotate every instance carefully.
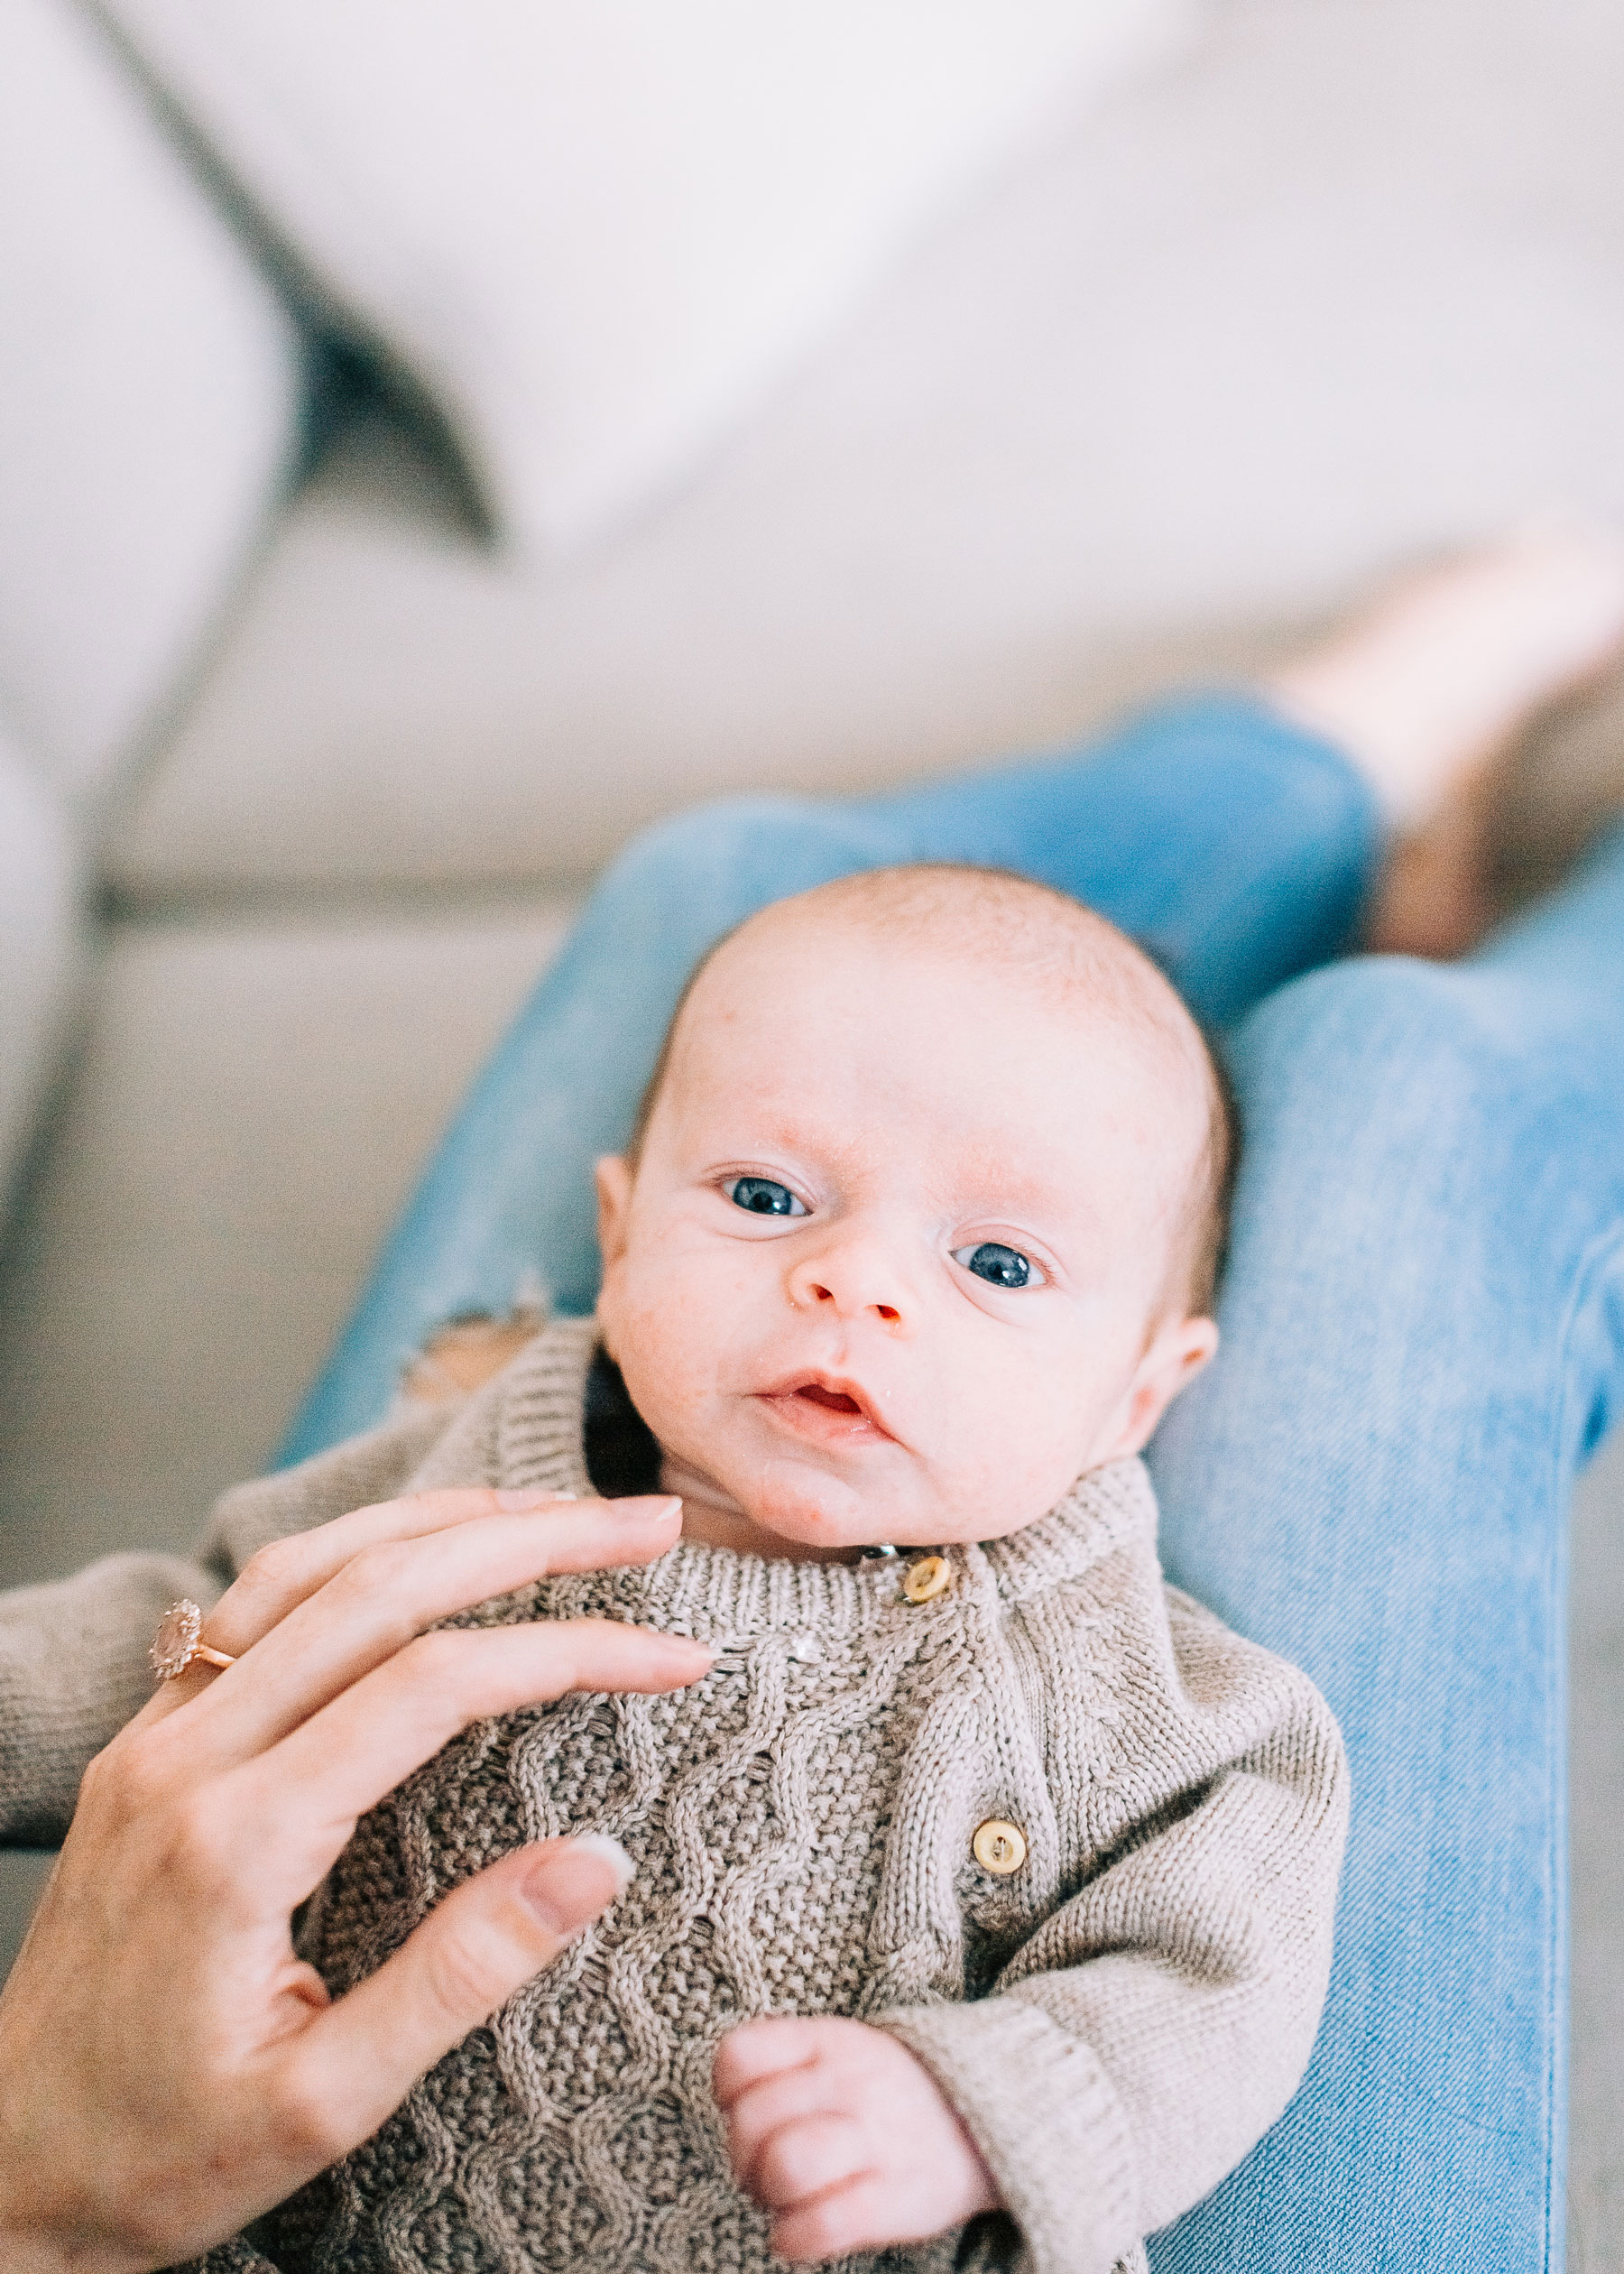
[877,1601,1350,2274]
[0,1547,224,1846]
[165,2240,284,2274]
[0,1400,456,1846]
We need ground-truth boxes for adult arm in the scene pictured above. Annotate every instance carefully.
[877,1599,1350,2274]
[0,1481,708,2274]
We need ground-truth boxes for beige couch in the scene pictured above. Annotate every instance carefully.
[4,14,1624,2201]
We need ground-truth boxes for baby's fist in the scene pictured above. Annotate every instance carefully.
[714,2015,1000,2262]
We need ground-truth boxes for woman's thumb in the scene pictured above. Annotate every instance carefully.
[513,1834,633,1938]
[299,1835,632,2142]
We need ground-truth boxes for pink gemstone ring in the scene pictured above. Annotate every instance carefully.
[150,1598,237,1682]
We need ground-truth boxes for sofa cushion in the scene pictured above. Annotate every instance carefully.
[0,724,85,1213]
[0,0,300,808]
[106,0,1624,905]
[93,0,1196,559]
[0,898,575,1591]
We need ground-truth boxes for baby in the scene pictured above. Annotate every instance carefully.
[219,862,1344,2274]
[0,861,1345,2274]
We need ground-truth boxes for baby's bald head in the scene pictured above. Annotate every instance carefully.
[629,864,1233,1319]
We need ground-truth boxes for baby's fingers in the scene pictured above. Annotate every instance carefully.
[714,2013,831,2103]
[724,2064,846,2193]
[770,2168,897,2265]
[749,2112,871,2214]
[719,2016,1002,2260]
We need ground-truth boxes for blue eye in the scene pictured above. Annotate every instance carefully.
[725,1175,806,1217]
[952,1241,1037,1290]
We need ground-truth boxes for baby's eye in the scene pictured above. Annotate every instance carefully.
[724,1175,807,1217]
[952,1241,1040,1290]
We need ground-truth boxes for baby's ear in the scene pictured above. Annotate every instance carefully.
[1108,1312,1220,1461]
[595,1155,635,1270]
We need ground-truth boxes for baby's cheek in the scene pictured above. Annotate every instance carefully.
[609,1274,712,1427]
[615,1254,773,1449]
[941,1344,1107,1536]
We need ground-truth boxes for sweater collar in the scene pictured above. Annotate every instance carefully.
[492,1315,1158,1619]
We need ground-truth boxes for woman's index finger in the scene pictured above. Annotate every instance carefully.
[135,1486,575,1727]
[208,1485,642,1657]
[152,1494,686,1771]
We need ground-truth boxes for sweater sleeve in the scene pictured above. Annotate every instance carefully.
[165,2241,284,2274]
[876,1598,1350,2274]
[0,1400,457,1846]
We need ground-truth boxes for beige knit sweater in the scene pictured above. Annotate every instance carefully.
[0,1318,1348,2274]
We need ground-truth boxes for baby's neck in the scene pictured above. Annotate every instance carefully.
[657,1451,863,1566]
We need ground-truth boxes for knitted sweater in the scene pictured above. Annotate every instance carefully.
[0,1318,1348,2274]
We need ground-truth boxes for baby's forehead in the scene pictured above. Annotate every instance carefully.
[686,885,1209,1135]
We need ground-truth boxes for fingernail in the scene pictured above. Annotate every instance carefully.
[614,1494,682,1521]
[496,1487,569,1510]
[521,1836,633,1937]
[570,1832,635,1889]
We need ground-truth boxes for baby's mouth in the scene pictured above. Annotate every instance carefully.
[755,1372,896,1447]
[797,1382,863,1415]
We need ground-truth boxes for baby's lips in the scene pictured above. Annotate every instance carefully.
[759,1368,889,1432]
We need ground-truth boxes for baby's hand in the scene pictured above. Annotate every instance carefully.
[714,2015,1001,2261]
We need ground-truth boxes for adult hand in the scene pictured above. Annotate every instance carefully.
[0,1484,706,2274]
[715,2015,1001,2261]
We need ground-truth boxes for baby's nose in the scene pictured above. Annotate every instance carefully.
[806,1280,902,1325]
[788,1238,909,1329]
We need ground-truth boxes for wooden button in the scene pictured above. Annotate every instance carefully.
[901,1554,952,1604]
[972,1818,1028,1875]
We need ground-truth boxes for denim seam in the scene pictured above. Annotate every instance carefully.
[1539,1216,1624,2273]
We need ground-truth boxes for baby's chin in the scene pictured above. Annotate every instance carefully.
[747,1456,943,1552]
[655,1414,1089,1557]
[743,1450,1094,1555]
[749,1456,869,1543]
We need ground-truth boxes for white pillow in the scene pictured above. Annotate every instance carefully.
[0,0,299,806]
[93,0,1196,559]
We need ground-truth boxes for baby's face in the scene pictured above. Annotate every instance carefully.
[595,909,1217,1557]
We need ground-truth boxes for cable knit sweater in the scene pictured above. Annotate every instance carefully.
[0,1318,1348,2274]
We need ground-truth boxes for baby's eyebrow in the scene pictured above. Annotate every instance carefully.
[924,1131,1088,1209]
[693,1115,857,1174]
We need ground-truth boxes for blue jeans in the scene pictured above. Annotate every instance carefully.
[284,696,1624,2269]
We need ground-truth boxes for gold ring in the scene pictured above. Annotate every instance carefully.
[150,1598,237,1682]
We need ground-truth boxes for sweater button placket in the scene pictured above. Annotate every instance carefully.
[972,1818,1028,1875]
[901,1553,952,1604]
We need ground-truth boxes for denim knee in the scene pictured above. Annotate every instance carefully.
[596,795,878,928]
[1230,953,1528,1148]
[1214,953,1579,1341]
